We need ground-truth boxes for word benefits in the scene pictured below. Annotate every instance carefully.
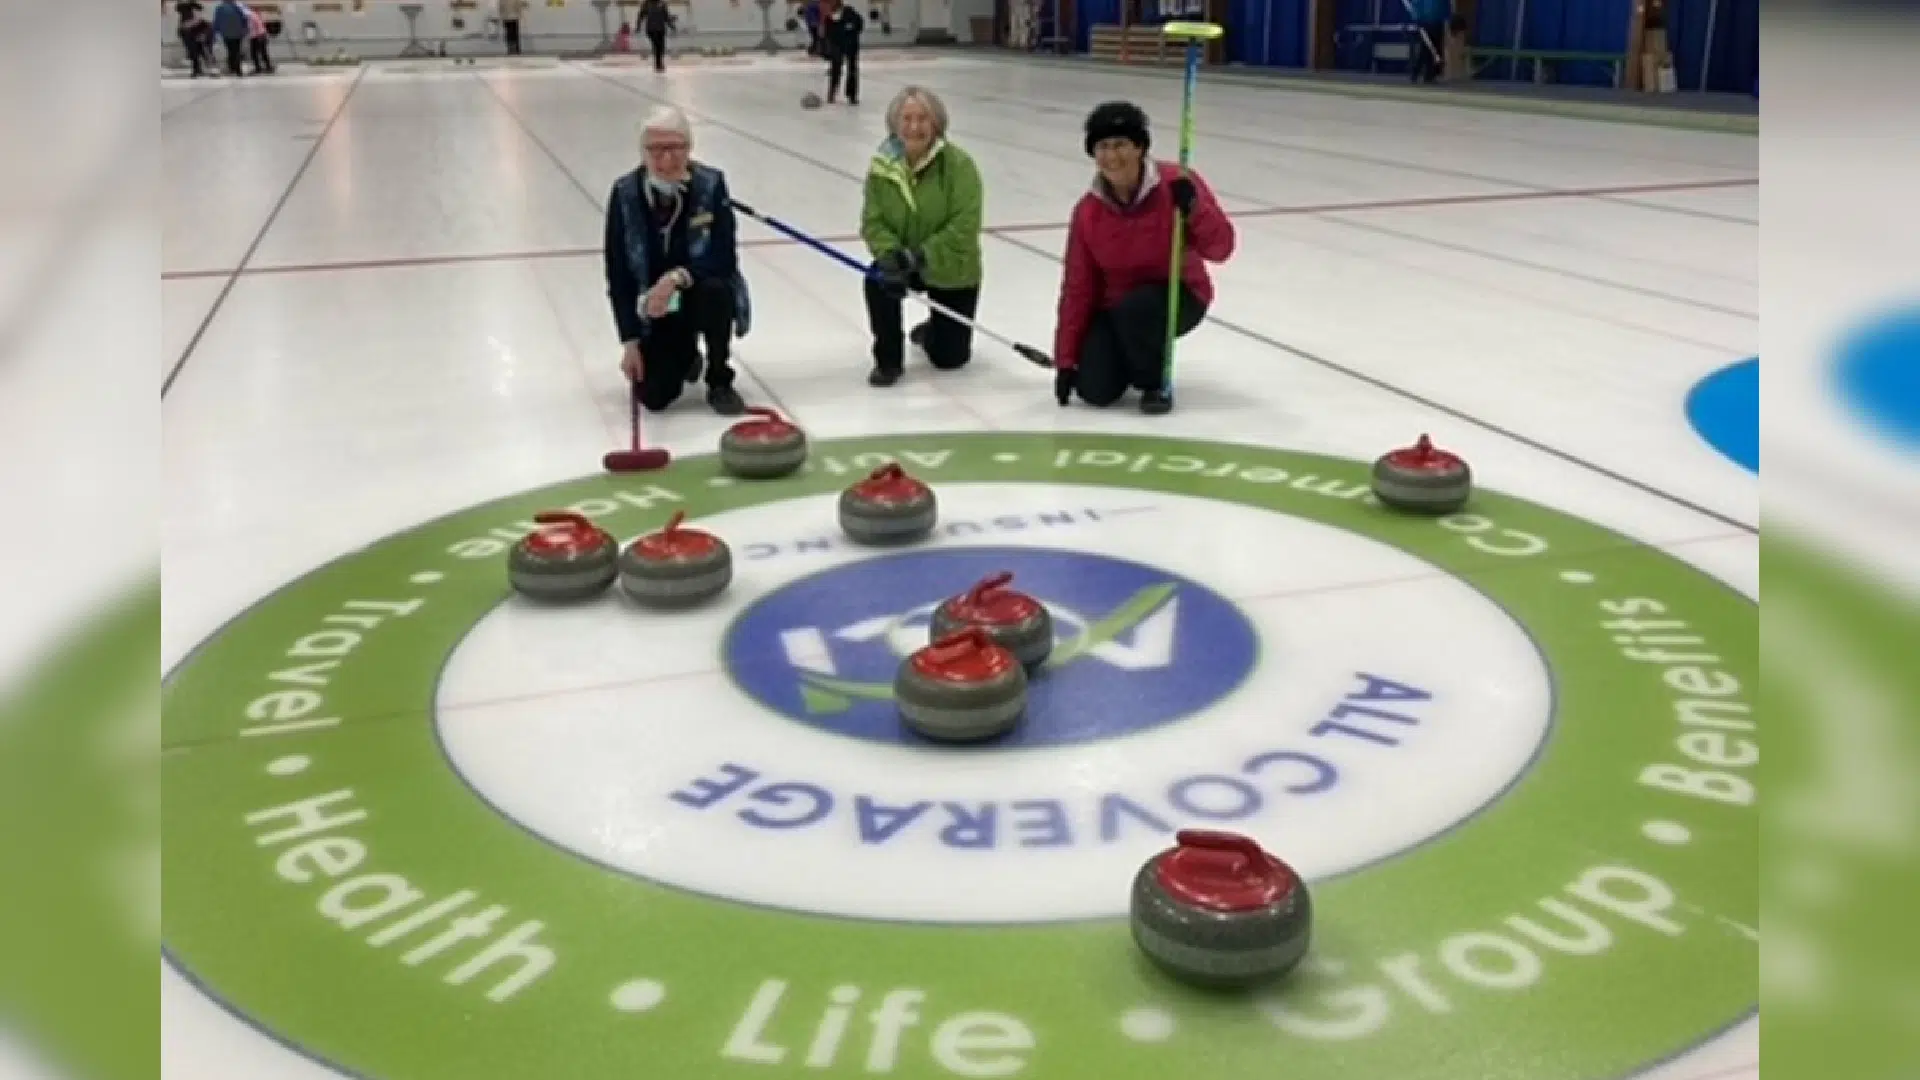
[1602,596,1757,809]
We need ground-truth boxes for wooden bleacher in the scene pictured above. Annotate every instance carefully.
[1087,24,1191,65]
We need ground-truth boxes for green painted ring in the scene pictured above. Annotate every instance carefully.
[163,432,1756,1080]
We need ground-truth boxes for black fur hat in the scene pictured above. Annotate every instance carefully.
[1084,101,1151,157]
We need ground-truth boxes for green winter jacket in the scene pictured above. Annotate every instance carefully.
[860,136,984,290]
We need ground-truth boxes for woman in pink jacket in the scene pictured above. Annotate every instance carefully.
[244,4,274,74]
[1051,101,1235,415]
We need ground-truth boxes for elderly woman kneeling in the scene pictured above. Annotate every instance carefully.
[605,105,751,415]
[1052,100,1235,416]
[859,86,986,387]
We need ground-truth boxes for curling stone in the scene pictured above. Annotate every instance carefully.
[838,462,936,545]
[507,511,619,601]
[1372,434,1472,514]
[617,510,732,607]
[929,571,1053,669]
[801,91,823,109]
[1130,829,1313,989]
[895,627,1027,743]
[718,406,808,479]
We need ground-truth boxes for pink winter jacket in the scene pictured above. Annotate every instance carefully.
[1052,159,1235,372]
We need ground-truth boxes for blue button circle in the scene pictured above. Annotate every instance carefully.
[1686,357,1759,473]
[721,546,1259,748]
[1835,307,1920,451]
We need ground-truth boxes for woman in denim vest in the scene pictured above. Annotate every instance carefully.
[604,105,751,415]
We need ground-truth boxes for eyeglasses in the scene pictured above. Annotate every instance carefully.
[643,141,690,155]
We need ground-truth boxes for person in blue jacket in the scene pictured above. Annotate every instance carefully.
[210,0,251,75]
[604,105,752,416]
[1407,0,1450,82]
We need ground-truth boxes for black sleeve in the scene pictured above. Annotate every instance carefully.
[604,190,644,343]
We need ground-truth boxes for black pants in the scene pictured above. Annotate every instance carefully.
[179,28,206,74]
[1409,21,1445,81]
[639,277,736,411]
[1074,282,1206,406]
[648,29,666,69]
[221,36,244,75]
[865,278,977,372]
[248,36,273,73]
[828,47,858,102]
[503,18,522,54]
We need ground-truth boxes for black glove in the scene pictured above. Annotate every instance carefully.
[1054,366,1076,406]
[873,248,921,297]
[877,248,921,277]
[1168,177,1196,215]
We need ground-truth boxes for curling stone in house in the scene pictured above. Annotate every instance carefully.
[1130,829,1313,989]
[718,406,808,479]
[1371,434,1473,514]
[838,462,937,545]
[929,571,1053,669]
[507,511,619,601]
[895,627,1028,743]
[617,510,733,607]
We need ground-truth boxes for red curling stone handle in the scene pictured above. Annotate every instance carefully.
[533,510,595,532]
[966,571,1014,605]
[1175,829,1268,867]
[927,626,996,661]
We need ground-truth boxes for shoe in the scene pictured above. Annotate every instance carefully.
[908,321,928,350]
[707,385,746,415]
[1139,388,1173,415]
[868,365,902,387]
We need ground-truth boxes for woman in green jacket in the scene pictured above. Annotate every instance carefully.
[860,86,985,387]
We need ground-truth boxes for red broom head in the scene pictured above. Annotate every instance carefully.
[603,448,672,472]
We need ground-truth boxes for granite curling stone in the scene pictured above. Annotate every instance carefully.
[929,571,1054,670]
[719,406,808,480]
[507,511,619,601]
[618,510,733,607]
[1130,829,1312,989]
[838,462,937,545]
[895,627,1027,743]
[1371,433,1473,514]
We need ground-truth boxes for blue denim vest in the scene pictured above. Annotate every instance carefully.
[612,162,753,338]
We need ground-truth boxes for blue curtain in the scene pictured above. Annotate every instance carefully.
[1464,0,1640,86]
[1669,0,1756,93]
[1226,0,1308,65]
[1077,0,1119,49]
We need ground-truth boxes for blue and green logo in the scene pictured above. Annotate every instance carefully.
[721,546,1259,747]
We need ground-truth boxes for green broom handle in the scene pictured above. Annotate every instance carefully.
[1160,21,1219,391]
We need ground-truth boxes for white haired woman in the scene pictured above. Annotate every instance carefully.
[858,85,985,387]
[604,104,752,415]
